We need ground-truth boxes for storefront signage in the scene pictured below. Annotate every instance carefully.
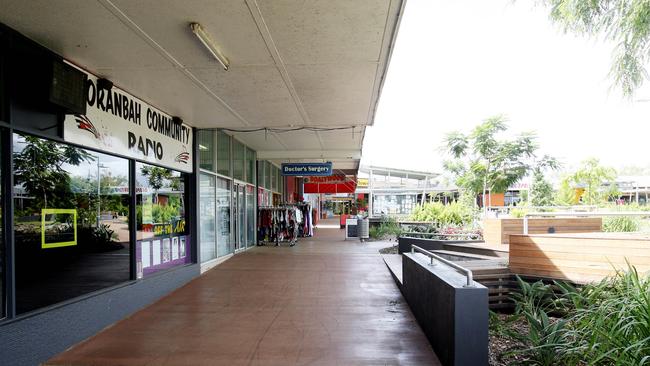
[357,178,368,188]
[282,162,332,176]
[63,64,193,173]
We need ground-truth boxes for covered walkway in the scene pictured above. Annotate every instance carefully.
[46,224,440,365]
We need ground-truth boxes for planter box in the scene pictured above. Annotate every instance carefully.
[483,217,602,245]
[510,232,650,283]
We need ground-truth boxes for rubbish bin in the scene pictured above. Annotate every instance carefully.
[357,217,369,241]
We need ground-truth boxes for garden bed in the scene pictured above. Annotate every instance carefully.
[489,270,650,365]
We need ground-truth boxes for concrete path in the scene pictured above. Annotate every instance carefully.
[47,225,440,365]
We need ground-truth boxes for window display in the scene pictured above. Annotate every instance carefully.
[13,132,131,314]
[372,194,417,215]
[135,162,189,278]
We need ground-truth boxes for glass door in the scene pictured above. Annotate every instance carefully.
[234,183,246,251]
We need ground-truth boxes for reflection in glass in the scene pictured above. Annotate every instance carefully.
[135,163,186,241]
[13,133,130,314]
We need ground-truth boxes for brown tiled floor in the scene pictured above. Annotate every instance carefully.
[46,223,440,366]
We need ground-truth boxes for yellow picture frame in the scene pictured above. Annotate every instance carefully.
[41,208,77,249]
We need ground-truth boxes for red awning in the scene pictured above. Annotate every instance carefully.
[304,181,357,194]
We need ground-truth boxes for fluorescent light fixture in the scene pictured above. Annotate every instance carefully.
[190,22,229,70]
[198,144,208,151]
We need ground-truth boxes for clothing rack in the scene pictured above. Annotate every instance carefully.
[257,203,313,246]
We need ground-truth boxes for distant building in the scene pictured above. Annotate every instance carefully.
[356,165,450,217]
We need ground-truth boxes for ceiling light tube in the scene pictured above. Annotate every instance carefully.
[190,22,230,70]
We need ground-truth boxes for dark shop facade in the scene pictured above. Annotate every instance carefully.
[0,23,255,365]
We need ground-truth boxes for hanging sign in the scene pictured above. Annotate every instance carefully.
[281,162,332,176]
[63,64,193,173]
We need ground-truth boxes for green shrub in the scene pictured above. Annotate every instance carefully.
[511,208,529,218]
[555,266,650,364]
[410,201,475,227]
[603,216,641,232]
[152,204,178,224]
[498,267,650,365]
[370,217,402,240]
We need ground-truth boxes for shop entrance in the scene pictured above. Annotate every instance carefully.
[234,183,246,252]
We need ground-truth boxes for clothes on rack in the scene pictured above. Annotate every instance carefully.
[258,206,301,246]
[257,203,314,246]
[294,203,313,237]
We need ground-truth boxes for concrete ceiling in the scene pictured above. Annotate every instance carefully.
[0,0,404,171]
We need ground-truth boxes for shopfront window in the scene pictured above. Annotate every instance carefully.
[233,139,245,181]
[246,185,255,247]
[246,147,256,184]
[263,161,270,189]
[258,161,265,189]
[270,164,277,192]
[276,167,282,194]
[13,133,131,314]
[136,163,189,278]
[217,131,231,177]
[200,173,216,262]
[198,130,215,172]
[216,177,232,256]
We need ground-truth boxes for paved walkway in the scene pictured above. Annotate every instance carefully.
[47,223,440,365]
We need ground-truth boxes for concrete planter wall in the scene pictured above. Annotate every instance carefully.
[398,237,468,254]
[483,217,602,245]
[402,253,488,366]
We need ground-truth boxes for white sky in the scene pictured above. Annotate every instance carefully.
[362,0,650,175]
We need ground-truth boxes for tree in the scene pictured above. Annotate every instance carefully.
[530,156,561,207]
[555,175,579,205]
[538,0,650,97]
[559,158,618,205]
[531,170,554,206]
[140,165,172,203]
[13,135,94,209]
[443,115,539,214]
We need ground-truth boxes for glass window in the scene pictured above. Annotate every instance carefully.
[264,161,270,189]
[270,164,277,191]
[233,139,245,181]
[258,160,265,189]
[136,163,189,278]
[198,130,215,172]
[246,185,255,247]
[13,133,130,314]
[216,177,232,256]
[200,174,216,263]
[246,147,256,184]
[217,131,231,177]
